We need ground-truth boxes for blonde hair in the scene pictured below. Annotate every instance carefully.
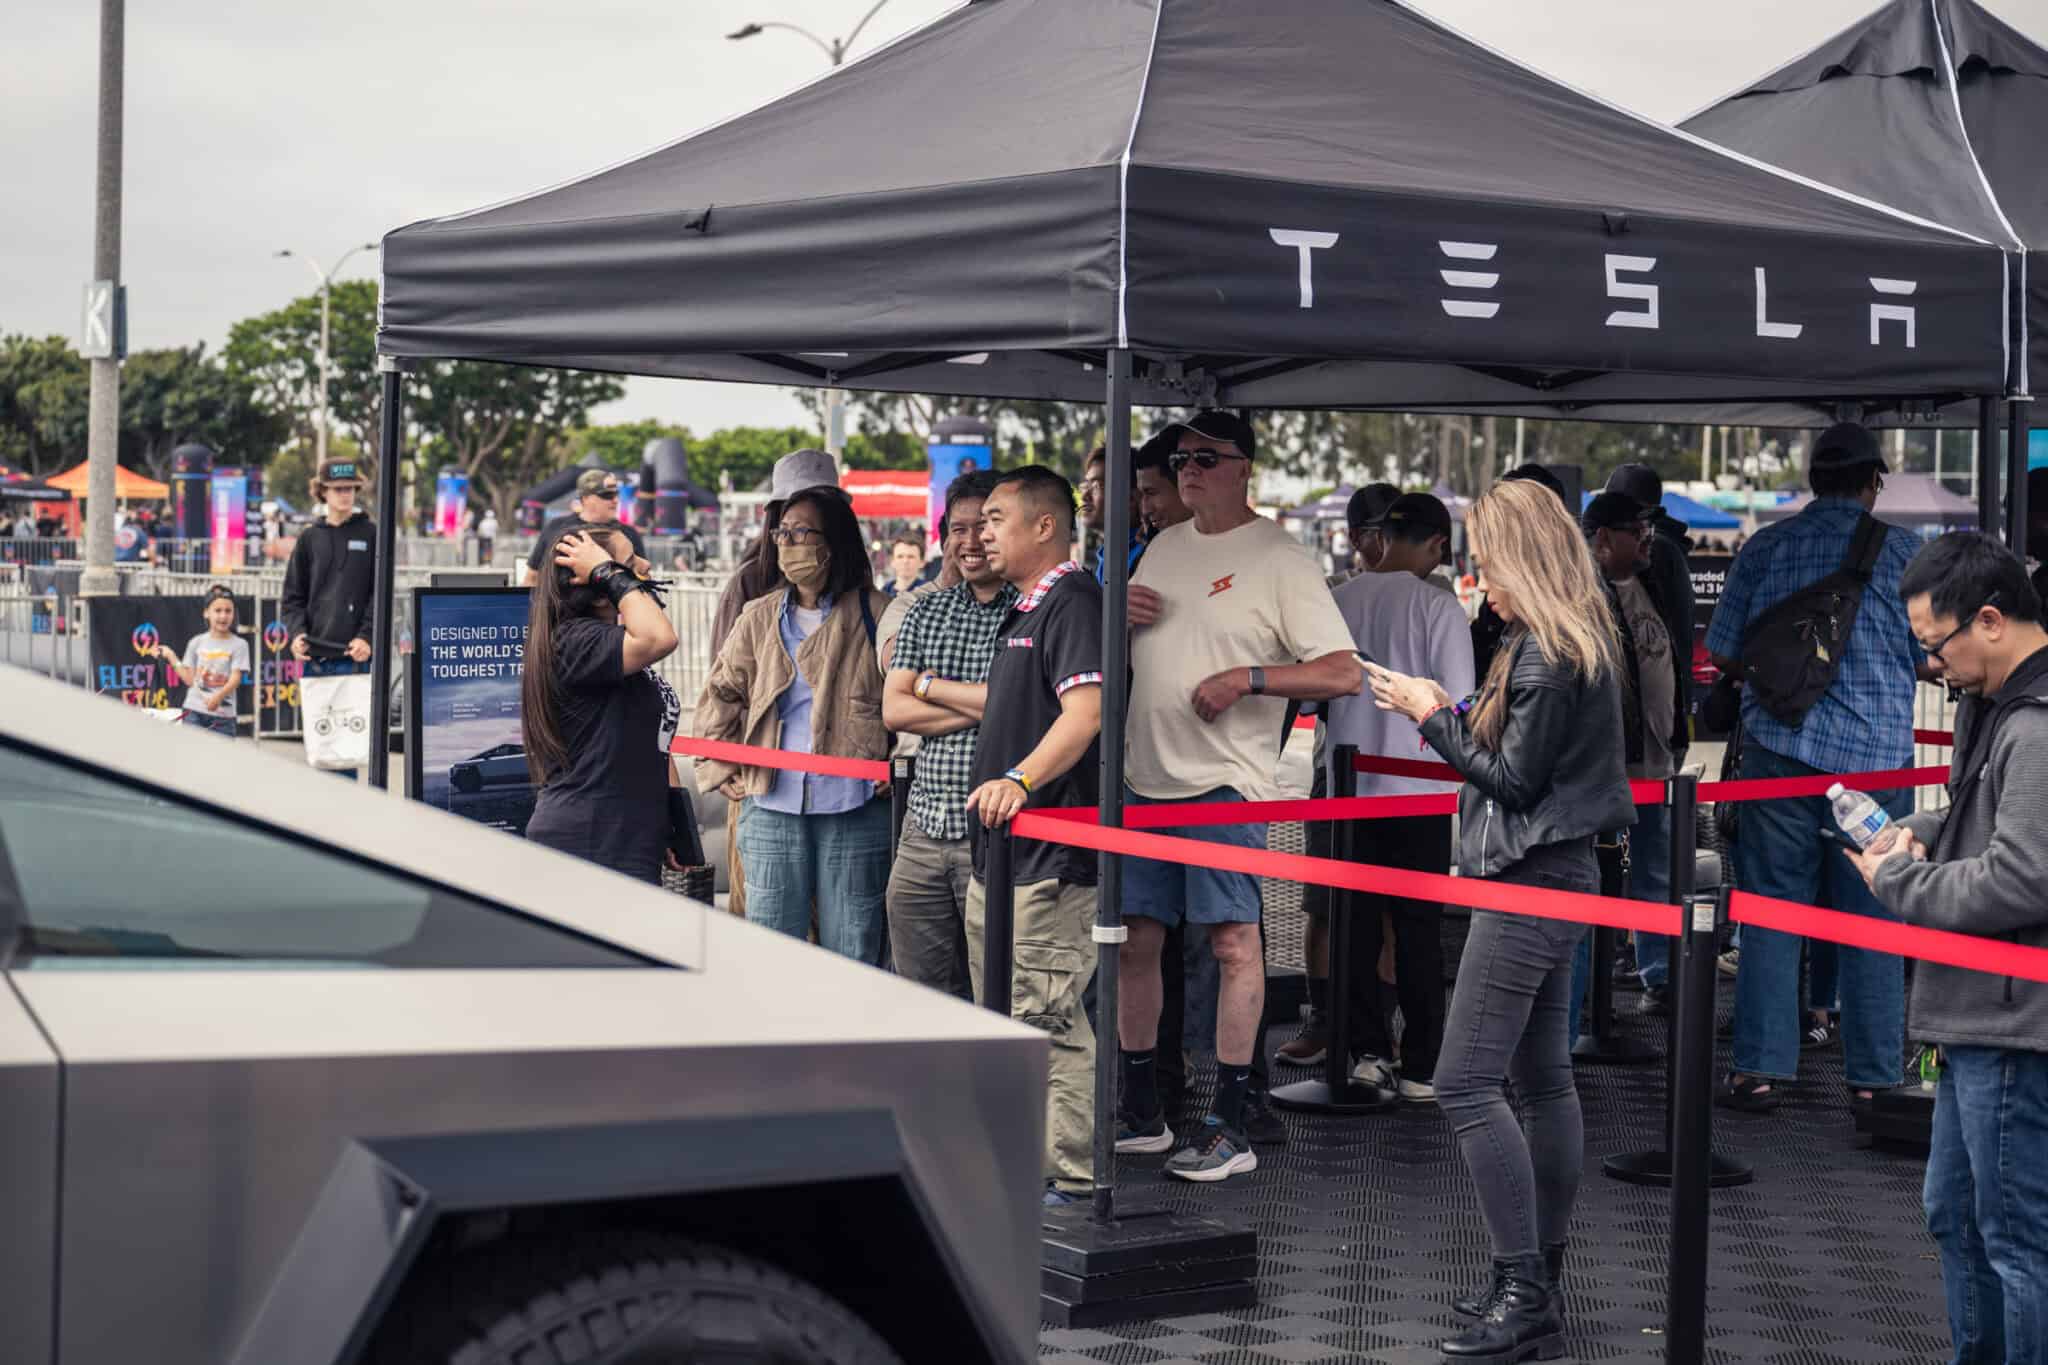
[1467,479,1620,748]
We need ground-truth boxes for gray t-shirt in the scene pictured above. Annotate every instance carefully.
[181,633,251,718]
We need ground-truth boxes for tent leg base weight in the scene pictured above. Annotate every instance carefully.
[1603,1149,1754,1188]
[1269,1077,1400,1114]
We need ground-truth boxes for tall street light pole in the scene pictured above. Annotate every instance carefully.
[729,0,891,458]
[79,0,124,598]
[276,244,378,469]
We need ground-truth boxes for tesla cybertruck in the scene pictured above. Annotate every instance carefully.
[0,666,1045,1365]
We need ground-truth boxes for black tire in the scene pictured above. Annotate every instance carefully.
[450,767,482,794]
[368,1230,904,1365]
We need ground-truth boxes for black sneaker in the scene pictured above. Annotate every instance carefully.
[1635,986,1671,1017]
[1241,1088,1287,1146]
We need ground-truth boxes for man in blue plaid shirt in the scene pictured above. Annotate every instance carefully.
[881,470,1016,999]
[1705,422,1929,1119]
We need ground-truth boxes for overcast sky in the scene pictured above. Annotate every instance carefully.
[5,0,2040,436]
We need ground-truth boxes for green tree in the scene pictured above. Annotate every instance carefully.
[223,280,383,467]
[118,344,293,479]
[0,334,90,475]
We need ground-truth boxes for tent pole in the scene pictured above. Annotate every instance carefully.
[369,361,404,790]
[1978,397,2000,537]
[1092,347,1132,1224]
[2009,397,2032,552]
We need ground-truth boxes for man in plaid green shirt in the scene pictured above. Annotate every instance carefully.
[882,470,1017,998]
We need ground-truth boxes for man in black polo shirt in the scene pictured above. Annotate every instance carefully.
[966,465,1104,1207]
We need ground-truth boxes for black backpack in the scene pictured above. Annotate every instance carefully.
[1738,513,1885,728]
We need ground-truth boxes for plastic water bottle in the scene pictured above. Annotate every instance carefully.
[1828,782,1892,850]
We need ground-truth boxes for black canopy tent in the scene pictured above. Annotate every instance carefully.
[1684,0,2040,563]
[370,1,2020,1289]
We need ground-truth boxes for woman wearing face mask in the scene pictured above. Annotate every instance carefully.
[1364,479,1631,1364]
[521,527,684,885]
[695,488,892,962]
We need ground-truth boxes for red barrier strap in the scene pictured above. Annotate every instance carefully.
[1700,766,1949,804]
[671,735,891,781]
[1036,792,1462,827]
[1011,811,1681,937]
[1731,890,2048,986]
[1915,729,1954,746]
[1353,753,1462,782]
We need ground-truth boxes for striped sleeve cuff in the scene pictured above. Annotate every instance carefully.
[1056,672,1104,697]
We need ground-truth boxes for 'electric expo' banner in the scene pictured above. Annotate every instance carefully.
[88,595,255,717]
[407,587,535,835]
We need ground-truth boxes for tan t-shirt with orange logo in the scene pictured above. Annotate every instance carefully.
[1127,515,1355,801]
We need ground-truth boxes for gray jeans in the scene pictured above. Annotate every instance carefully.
[1435,865,1593,1259]
[886,819,974,1001]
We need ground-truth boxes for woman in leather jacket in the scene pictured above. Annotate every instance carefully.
[694,488,891,963]
[1367,478,1631,1364]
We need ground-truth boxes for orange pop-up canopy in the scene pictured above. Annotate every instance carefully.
[46,462,171,501]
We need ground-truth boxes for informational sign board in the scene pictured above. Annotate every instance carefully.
[87,594,256,719]
[1687,552,1735,740]
[406,587,535,836]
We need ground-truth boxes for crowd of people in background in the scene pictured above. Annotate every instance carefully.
[503,419,2043,1365]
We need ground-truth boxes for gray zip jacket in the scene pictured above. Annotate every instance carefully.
[1873,646,2048,1054]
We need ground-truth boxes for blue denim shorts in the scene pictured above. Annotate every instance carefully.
[1121,785,1266,928]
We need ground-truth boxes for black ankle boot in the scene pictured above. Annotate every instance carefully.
[1544,1241,1567,1327]
[1451,1261,1507,1319]
[1439,1254,1565,1362]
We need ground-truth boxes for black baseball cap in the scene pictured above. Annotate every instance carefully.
[1368,492,1453,541]
[1809,421,1886,472]
[319,458,365,485]
[1345,482,1401,529]
[1161,409,1257,462]
[1582,491,1650,535]
[1607,462,1663,509]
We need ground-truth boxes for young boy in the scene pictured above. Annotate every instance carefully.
[156,585,249,736]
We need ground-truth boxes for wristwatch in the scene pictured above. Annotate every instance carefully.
[1003,767,1033,794]
[914,672,936,701]
[1247,666,1267,696]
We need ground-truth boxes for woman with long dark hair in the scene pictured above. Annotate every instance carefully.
[695,487,892,962]
[522,526,681,884]
[1366,478,1632,1364]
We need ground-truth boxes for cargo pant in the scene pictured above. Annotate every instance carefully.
[966,875,1097,1194]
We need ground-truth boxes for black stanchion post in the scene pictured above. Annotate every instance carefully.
[982,822,1015,1017]
[1272,744,1396,1114]
[890,755,912,858]
[1606,776,1751,1190]
[1664,877,1725,1365]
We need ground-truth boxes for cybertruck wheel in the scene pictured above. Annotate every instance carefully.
[372,1231,904,1365]
[450,768,482,793]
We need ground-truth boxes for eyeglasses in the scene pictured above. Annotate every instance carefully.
[1167,448,1248,476]
[769,526,821,545]
[1922,595,1999,665]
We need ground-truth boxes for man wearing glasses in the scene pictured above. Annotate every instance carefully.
[1705,421,1929,1121]
[523,469,647,587]
[1116,409,1362,1182]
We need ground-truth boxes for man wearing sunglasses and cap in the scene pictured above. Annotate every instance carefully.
[1116,409,1363,1182]
[523,468,647,587]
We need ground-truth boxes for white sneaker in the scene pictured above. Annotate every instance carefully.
[1717,949,1740,978]
[1350,1055,1394,1089]
[1396,1077,1436,1103]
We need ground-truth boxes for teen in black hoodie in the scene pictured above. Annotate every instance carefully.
[281,460,377,664]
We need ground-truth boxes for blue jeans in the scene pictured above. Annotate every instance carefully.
[1567,811,1668,1046]
[1924,1047,2048,1364]
[1731,743,1907,1089]
[736,798,889,964]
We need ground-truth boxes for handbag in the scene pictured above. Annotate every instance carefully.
[300,671,373,771]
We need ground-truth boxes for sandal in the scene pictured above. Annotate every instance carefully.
[1716,1072,1779,1113]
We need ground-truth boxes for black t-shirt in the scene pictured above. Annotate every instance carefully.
[971,568,1103,887]
[524,617,671,883]
[527,515,648,571]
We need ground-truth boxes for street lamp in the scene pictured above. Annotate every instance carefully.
[275,243,378,468]
[728,2,892,458]
[725,0,890,67]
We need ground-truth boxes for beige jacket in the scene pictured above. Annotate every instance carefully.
[693,586,890,796]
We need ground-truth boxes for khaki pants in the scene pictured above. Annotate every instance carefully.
[723,798,747,918]
[967,875,1097,1193]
